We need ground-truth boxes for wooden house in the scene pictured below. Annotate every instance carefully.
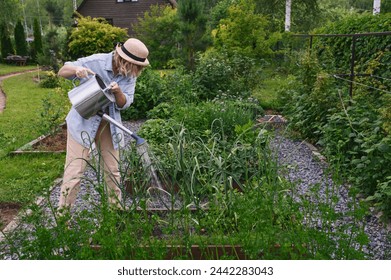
[76,0,177,36]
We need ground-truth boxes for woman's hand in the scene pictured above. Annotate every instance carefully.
[109,82,121,95]
[75,67,95,78]
[109,82,126,108]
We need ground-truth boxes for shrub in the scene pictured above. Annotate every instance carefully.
[39,71,60,88]
[192,49,262,101]
[281,13,391,218]
[67,16,128,59]
[121,68,166,120]
[212,0,282,60]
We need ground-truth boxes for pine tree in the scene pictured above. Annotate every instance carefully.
[0,24,14,60]
[32,18,43,60]
[177,0,209,70]
[14,20,28,56]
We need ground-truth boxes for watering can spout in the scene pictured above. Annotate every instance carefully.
[132,134,146,146]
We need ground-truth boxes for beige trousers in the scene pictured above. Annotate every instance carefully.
[58,120,122,209]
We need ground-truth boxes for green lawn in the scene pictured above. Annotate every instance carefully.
[252,67,292,111]
[0,70,65,204]
[0,72,54,156]
[0,64,38,76]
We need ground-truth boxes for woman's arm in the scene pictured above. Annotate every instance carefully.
[58,64,95,79]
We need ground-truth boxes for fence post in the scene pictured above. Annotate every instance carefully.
[349,36,357,99]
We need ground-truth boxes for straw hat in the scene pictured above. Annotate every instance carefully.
[116,38,149,66]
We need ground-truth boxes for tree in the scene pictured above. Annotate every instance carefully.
[33,18,43,59]
[45,0,63,27]
[0,0,21,30]
[0,24,14,59]
[176,0,209,70]
[285,0,292,32]
[373,0,381,14]
[133,4,179,69]
[212,0,281,60]
[253,0,320,32]
[14,20,29,56]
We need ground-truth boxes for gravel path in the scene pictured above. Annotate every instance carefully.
[1,121,390,259]
[270,132,391,259]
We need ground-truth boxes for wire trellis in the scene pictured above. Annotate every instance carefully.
[332,74,391,95]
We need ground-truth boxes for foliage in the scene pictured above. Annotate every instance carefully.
[314,13,391,75]
[0,23,14,59]
[32,18,43,61]
[121,68,166,120]
[253,0,321,32]
[36,28,68,72]
[67,16,128,60]
[14,21,28,56]
[133,4,179,69]
[0,0,21,30]
[176,0,210,70]
[281,14,391,218]
[192,49,263,101]
[212,0,282,60]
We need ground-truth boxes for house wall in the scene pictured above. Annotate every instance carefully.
[77,0,171,36]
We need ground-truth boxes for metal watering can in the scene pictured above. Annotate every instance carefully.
[67,74,145,145]
[68,74,115,119]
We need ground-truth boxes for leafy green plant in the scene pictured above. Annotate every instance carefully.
[67,15,128,59]
[39,71,60,88]
[121,68,166,120]
[280,13,391,217]
[37,78,71,136]
[192,49,262,101]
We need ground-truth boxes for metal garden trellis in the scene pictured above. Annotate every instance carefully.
[292,31,391,98]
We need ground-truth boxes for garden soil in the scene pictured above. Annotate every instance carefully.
[0,203,20,231]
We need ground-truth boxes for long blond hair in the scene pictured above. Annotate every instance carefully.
[113,51,145,77]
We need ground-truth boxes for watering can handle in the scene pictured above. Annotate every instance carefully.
[97,111,146,146]
[71,70,95,88]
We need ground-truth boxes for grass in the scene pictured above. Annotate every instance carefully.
[0,70,65,204]
[252,67,292,111]
[0,154,64,204]
[1,72,54,156]
[0,64,38,76]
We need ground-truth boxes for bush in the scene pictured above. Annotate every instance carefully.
[314,13,391,76]
[67,16,128,59]
[121,68,166,120]
[39,71,60,88]
[192,50,262,101]
[281,14,391,218]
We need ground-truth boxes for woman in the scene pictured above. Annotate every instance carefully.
[57,38,149,211]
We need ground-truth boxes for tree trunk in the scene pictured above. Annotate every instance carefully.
[373,0,381,14]
[285,0,292,32]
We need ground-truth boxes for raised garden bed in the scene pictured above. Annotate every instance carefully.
[11,123,67,155]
